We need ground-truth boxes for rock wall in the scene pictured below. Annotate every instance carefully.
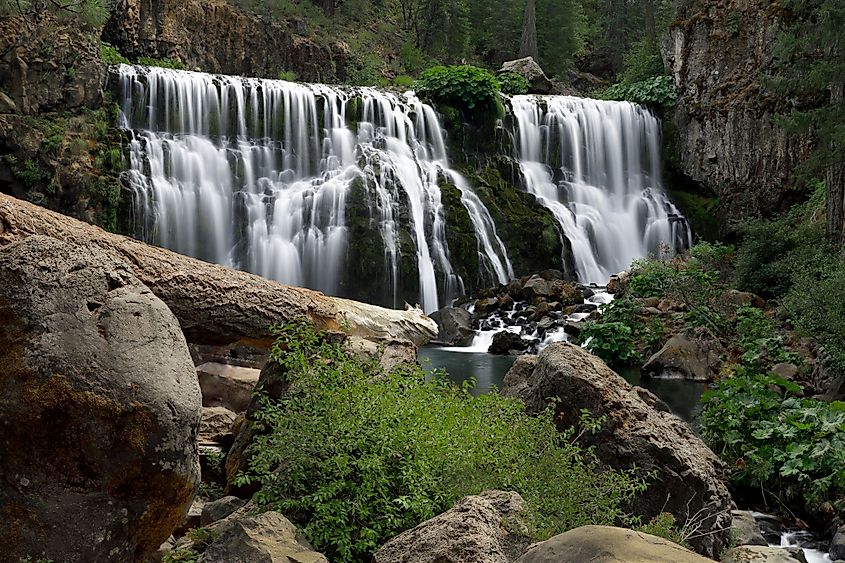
[663,0,815,233]
[104,0,348,82]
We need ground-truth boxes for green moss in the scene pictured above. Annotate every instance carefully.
[669,189,720,242]
[438,180,481,290]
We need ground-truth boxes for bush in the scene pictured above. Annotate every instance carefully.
[577,320,639,365]
[700,370,845,511]
[498,71,530,95]
[137,56,186,70]
[596,75,677,110]
[100,42,129,65]
[392,75,415,90]
[415,65,500,110]
[278,70,298,81]
[235,321,648,563]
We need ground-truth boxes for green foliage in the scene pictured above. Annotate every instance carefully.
[636,512,688,547]
[618,39,664,85]
[399,42,428,75]
[577,320,639,365]
[497,71,530,95]
[1,0,112,28]
[392,75,415,90]
[735,306,799,369]
[700,371,845,510]
[277,70,298,81]
[4,156,48,188]
[596,75,677,109]
[100,42,130,65]
[236,320,647,563]
[415,65,500,110]
[138,57,186,70]
[19,558,54,563]
[162,548,200,563]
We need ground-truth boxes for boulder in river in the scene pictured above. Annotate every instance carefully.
[516,525,713,563]
[500,343,732,558]
[721,545,809,563]
[731,510,768,546]
[430,306,475,346]
[0,236,201,562]
[642,327,724,381]
[489,331,530,355]
[373,490,530,563]
[830,524,845,560]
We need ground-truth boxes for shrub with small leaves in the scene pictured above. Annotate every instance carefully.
[577,321,640,365]
[498,71,530,95]
[595,75,677,110]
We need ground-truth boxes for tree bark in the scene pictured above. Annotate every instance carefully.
[0,193,437,348]
[828,81,845,254]
[520,0,538,60]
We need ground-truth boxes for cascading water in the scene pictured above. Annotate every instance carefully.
[118,64,511,312]
[509,96,692,283]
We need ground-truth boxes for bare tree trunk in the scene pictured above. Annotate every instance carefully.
[0,193,437,348]
[828,81,845,254]
[643,0,656,48]
[520,0,538,60]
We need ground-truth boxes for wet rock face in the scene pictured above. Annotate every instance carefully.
[0,236,201,562]
[104,0,348,82]
[663,0,815,233]
[501,343,732,558]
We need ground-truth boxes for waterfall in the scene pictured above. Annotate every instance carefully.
[509,95,692,282]
[118,65,512,312]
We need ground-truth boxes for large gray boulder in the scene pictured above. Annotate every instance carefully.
[501,343,732,558]
[430,307,474,346]
[642,327,724,381]
[200,511,327,562]
[516,525,713,563]
[373,490,530,563]
[0,236,201,562]
[499,57,554,94]
[730,510,768,547]
[831,524,845,560]
[721,545,808,563]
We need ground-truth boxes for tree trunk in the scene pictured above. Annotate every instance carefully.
[828,81,845,254]
[520,0,538,60]
[0,193,437,348]
[643,0,656,48]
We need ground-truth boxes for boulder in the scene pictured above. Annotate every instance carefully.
[345,336,418,373]
[522,275,553,299]
[550,280,583,305]
[771,363,799,381]
[499,57,554,95]
[501,355,539,397]
[0,236,201,562]
[489,331,529,355]
[199,406,238,445]
[201,496,248,526]
[516,525,712,563]
[722,289,766,309]
[373,490,530,563]
[430,307,475,346]
[642,327,724,381]
[731,510,767,546]
[831,525,845,560]
[500,343,732,557]
[754,513,784,544]
[197,362,261,413]
[200,511,327,562]
[722,546,808,563]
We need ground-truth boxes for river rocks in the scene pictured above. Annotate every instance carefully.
[200,511,328,562]
[0,236,201,562]
[830,525,845,560]
[501,343,732,557]
[523,274,553,299]
[642,327,724,381]
[197,362,261,413]
[731,510,768,546]
[373,490,530,563]
[516,525,713,563]
[722,546,808,563]
[430,307,475,346]
[499,57,554,94]
[489,331,530,355]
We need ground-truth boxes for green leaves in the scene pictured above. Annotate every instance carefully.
[700,370,845,510]
[595,75,678,110]
[498,72,531,95]
[415,65,500,110]
[237,321,647,562]
[578,321,640,365]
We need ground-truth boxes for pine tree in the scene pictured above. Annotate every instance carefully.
[769,0,845,250]
[520,0,538,60]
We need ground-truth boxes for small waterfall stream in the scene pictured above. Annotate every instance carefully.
[117,64,689,309]
[510,96,692,283]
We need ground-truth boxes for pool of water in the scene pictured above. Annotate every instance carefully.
[418,345,707,423]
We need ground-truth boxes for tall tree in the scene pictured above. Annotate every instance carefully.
[769,0,845,250]
[520,0,538,59]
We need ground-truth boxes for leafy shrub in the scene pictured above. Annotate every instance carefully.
[277,70,298,81]
[100,42,129,65]
[235,321,647,562]
[138,56,186,70]
[392,75,415,90]
[498,71,530,95]
[700,370,845,510]
[596,75,677,109]
[619,40,664,85]
[399,42,428,75]
[577,321,639,365]
[415,65,500,110]
[734,306,799,368]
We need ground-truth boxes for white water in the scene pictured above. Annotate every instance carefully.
[510,96,693,283]
[118,65,511,312]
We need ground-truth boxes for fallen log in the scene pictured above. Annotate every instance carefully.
[0,193,437,348]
